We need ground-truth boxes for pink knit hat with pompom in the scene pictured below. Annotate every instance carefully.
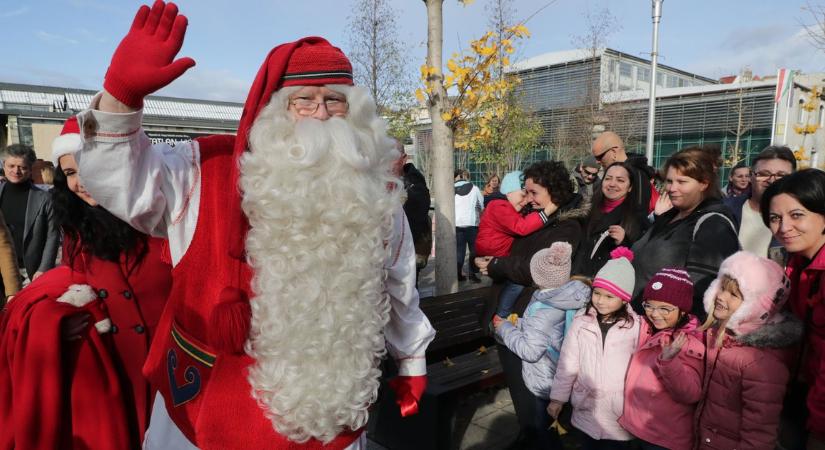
[592,247,636,302]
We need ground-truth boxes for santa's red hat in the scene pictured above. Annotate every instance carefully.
[51,116,81,166]
[233,36,353,161]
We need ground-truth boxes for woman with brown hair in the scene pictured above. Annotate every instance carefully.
[630,146,739,318]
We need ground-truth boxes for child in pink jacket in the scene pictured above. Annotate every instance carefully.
[696,251,803,450]
[547,248,639,449]
[619,268,705,450]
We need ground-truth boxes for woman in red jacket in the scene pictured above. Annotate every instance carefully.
[0,120,172,449]
[762,169,825,449]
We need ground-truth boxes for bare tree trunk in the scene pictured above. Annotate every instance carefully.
[425,0,458,295]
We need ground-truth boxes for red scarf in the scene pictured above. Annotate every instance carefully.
[601,196,625,214]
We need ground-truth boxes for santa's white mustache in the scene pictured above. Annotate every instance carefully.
[283,116,371,170]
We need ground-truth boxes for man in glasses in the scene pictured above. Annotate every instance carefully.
[723,145,796,262]
[68,2,434,449]
[572,155,601,204]
[591,131,658,214]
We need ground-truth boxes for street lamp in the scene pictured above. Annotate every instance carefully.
[646,0,663,165]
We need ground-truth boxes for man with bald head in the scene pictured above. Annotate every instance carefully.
[590,131,658,213]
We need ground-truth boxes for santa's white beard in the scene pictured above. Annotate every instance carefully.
[240,87,402,444]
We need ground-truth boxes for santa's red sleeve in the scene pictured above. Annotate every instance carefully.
[0,268,134,450]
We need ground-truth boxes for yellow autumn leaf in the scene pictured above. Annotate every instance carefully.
[415,88,425,102]
[447,59,458,73]
[441,111,453,121]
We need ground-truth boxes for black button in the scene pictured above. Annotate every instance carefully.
[122,290,132,299]
[98,289,108,299]
[111,325,118,334]
[134,325,145,334]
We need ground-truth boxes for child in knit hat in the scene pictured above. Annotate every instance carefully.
[619,267,705,450]
[493,242,590,449]
[695,251,803,450]
[476,170,560,318]
[547,247,640,447]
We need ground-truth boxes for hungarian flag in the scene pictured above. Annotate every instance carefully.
[774,69,795,104]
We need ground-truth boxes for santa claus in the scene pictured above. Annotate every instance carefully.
[71,1,435,449]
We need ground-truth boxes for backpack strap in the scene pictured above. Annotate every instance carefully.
[546,309,578,363]
[693,212,737,242]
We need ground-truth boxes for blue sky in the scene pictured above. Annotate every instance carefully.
[1,0,821,102]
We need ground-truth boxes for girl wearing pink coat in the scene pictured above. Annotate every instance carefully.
[696,251,803,450]
[619,268,705,450]
[548,248,639,449]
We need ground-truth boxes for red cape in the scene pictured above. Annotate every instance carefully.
[0,267,135,450]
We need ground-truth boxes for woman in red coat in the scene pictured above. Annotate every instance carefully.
[762,169,825,449]
[0,144,171,449]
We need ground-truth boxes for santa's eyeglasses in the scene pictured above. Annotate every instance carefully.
[289,98,349,116]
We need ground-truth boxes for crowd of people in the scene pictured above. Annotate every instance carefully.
[0,2,821,450]
[464,134,825,449]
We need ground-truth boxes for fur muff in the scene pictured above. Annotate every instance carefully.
[56,284,111,333]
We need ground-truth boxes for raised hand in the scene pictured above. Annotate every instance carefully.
[104,0,196,108]
[654,187,673,216]
[660,332,687,361]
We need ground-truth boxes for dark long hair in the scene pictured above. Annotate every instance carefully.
[761,169,825,227]
[53,164,148,268]
[587,161,644,240]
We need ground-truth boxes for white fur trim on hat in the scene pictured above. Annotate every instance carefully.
[702,251,790,336]
[51,133,82,166]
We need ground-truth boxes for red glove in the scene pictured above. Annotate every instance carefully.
[387,375,427,417]
[104,0,196,108]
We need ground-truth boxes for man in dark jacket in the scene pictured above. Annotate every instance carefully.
[399,154,431,285]
[591,131,658,214]
[723,145,795,264]
[0,145,59,285]
[572,155,600,205]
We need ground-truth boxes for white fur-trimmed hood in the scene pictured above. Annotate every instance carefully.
[703,251,791,336]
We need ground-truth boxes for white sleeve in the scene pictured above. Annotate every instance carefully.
[383,206,435,376]
[74,93,200,266]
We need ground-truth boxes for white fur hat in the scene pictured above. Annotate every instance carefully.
[51,116,81,167]
[703,251,791,336]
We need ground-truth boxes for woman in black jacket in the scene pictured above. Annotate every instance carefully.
[631,146,739,318]
[574,161,649,278]
[474,160,588,449]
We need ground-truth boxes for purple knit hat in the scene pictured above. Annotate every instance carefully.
[643,267,694,312]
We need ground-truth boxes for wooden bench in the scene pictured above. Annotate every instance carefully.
[368,287,507,449]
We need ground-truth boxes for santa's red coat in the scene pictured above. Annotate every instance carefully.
[142,135,362,449]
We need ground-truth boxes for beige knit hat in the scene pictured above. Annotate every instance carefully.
[530,242,573,289]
